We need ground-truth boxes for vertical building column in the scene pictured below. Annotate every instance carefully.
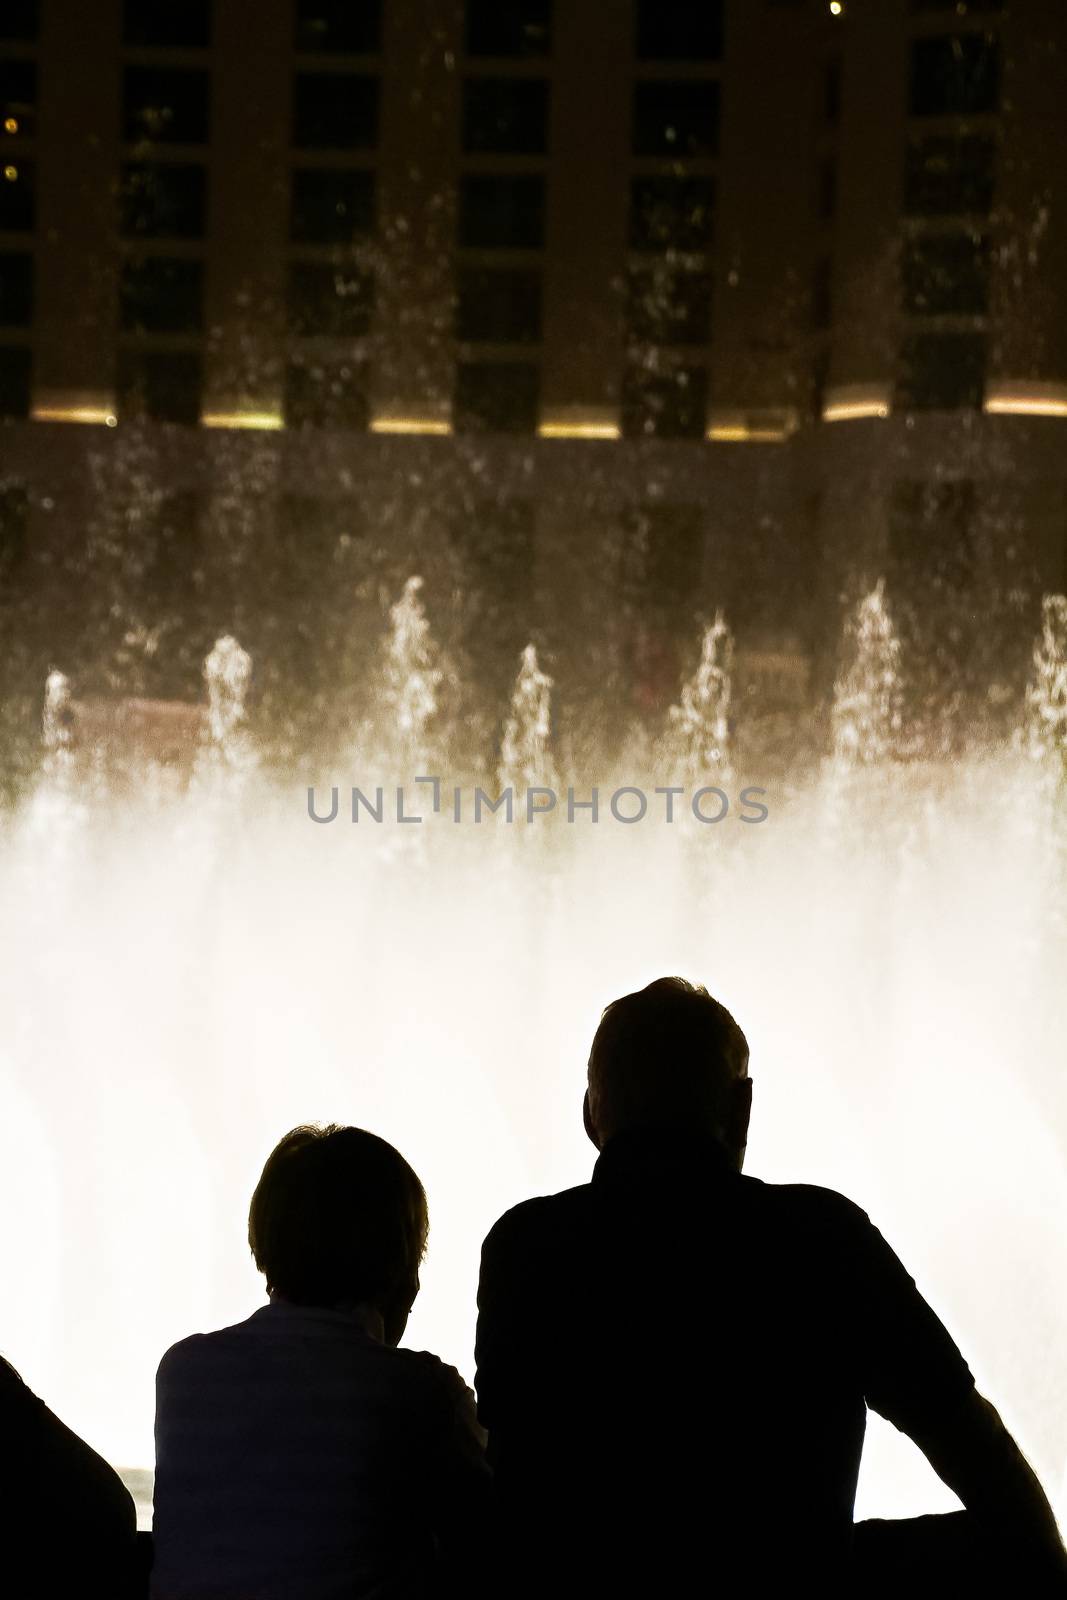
[34,0,122,418]
[538,0,631,435]
[374,0,463,429]
[202,0,291,424]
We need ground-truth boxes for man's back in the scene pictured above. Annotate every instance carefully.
[476,1129,976,1595]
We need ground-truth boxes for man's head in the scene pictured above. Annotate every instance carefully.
[248,1124,428,1344]
[585,977,751,1168]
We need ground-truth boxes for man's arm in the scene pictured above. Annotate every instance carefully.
[854,1207,1066,1577]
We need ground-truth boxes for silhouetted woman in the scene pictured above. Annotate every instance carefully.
[151,1124,489,1599]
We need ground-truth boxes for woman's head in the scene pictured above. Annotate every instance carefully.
[248,1124,428,1343]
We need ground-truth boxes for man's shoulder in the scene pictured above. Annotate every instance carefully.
[742,1173,876,1236]
[481,1183,593,1254]
[156,1311,264,1382]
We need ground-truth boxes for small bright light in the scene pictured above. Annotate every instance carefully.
[830,1,843,13]
[4,118,18,134]
[3,165,17,182]
[105,414,118,428]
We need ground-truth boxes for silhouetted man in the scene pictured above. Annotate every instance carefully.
[475,978,1067,1596]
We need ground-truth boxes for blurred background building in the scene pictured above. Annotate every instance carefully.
[2,0,1067,738]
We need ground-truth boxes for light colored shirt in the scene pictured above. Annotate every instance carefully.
[151,1301,489,1600]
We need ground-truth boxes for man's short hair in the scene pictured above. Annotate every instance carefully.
[587,977,749,1141]
[248,1124,428,1306]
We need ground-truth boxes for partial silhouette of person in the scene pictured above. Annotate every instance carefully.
[475,978,1067,1597]
[151,1124,490,1600]
[0,1352,138,1598]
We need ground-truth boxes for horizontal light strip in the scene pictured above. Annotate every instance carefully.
[706,426,790,443]
[201,411,284,431]
[538,421,620,440]
[985,398,1067,418]
[32,405,117,426]
[822,401,889,422]
[370,417,452,436]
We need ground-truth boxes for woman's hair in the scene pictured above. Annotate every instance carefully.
[248,1124,428,1306]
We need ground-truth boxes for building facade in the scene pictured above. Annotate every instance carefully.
[1,0,1066,736]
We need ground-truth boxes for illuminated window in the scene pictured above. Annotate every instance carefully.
[897,331,985,411]
[621,365,708,439]
[118,350,202,424]
[630,177,715,252]
[0,251,33,326]
[454,362,540,433]
[462,79,549,155]
[904,135,995,216]
[123,68,210,147]
[465,0,551,58]
[287,262,374,337]
[456,268,542,343]
[290,169,375,242]
[119,258,203,333]
[123,1,211,49]
[0,346,30,417]
[120,164,206,238]
[0,484,28,576]
[0,159,34,231]
[0,2,38,42]
[293,74,379,150]
[295,0,382,53]
[0,61,36,141]
[902,232,988,316]
[285,356,370,429]
[459,176,544,249]
[626,266,713,345]
[636,0,722,60]
[910,35,1000,117]
[633,82,719,158]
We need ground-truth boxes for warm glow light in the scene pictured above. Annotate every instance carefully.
[706,425,791,443]
[984,384,1067,419]
[830,1,843,15]
[537,421,620,440]
[3,165,17,181]
[201,411,285,431]
[370,417,452,436]
[4,118,18,134]
[33,405,118,426]
[822,401,889,422]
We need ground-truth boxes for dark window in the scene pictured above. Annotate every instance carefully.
[625,505,706,610]
[293,74,379,149]
[285,357,369,429]
[812,256,832,330]
[825,58,841,124]
[0,61,36,140]
[118,349,202,424]
[902,232,988,315]
[457,268,542,342]
[138,492,201,610]
[630,177,715,252]
[626,267,713,345]
[636,0,722,61]
[123,1,211,47]
[910,35,1000,117]
[897,331,986,410]
[621,365,708,439]
[0,252,33,326]
[295,0,382,53]
[819,154,837,220]
[454,361,539,433]
[904,134,995,215]
[119,257,203,333]
[465,0,551,58]
[290,169,375,242]
[0,161,34,231]
[120,164,206,238]
[0,485,28,575]
[288,261,374,336]
[0,347,31,417]
[123,68,210,146]
[890,479,975,592]
[0,2,38,42]
[462,79,548,155]
[633,82,719,158]
[911,0,1003,11]
[459,176,544,249]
